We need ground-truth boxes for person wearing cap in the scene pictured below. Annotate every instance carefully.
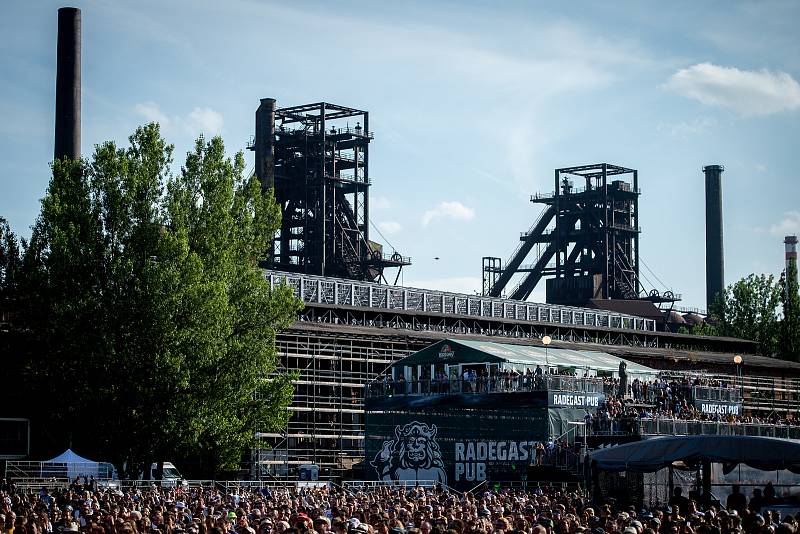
[258,518,273,534]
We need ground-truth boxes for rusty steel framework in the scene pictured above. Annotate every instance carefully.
[487,164,668,306]
[249,99,410,283]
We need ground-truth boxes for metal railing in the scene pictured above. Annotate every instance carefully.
[530,186,641,201]
[693,385,742,402]
[266,271,657,332]
[342,480,438,491]
[6,461,115,480]
[365,375,606,398]
[638,419,800,439]
[588,418,800,439]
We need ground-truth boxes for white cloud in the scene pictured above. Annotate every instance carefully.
[403,276,482,295]
[134,102,224,137]
[421,201,475,227]
[664,63,800,116]
[186,107,224,136]
[657,117,717,139]
[770,211,800,237]
[134,101,171,125]
[377,221,402,235]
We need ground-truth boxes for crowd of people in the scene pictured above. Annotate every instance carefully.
[1,479,796,534]
[371,371,738,405]
[373,367,615,397]
[368,371,800,435]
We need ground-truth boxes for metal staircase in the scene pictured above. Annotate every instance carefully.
[488,205,556,297]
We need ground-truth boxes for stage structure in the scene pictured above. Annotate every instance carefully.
[363,338,657,489]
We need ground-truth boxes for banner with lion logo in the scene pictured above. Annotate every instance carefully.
[370,421,447,484]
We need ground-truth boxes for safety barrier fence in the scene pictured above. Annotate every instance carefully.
[5,461,115,480]
[693,386,741,402]
[589,419,800,439]
[5,478,331,492]
[341,480,438,491]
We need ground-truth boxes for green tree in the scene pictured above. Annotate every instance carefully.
[22,124,300,477]
[691,321,718,337]
[0,216,22,302]
[781,257,800,362]
[710,274,781,356]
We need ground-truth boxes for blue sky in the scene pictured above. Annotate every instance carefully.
[1,0,799,310]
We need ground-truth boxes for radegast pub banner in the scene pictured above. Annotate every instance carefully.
[693,398,742,416]
[365,410,549,489]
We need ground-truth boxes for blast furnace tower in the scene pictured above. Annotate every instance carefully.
[249,99,410,282]
[486,163,643,305]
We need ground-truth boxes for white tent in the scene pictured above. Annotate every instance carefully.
[42,449,114,480]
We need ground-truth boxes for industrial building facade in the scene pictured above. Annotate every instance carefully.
[254,271,800,481]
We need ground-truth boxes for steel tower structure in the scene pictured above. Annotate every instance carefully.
[249,99,410,282]
[487,164,642,305]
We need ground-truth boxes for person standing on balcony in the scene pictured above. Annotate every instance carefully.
[726,485,746,515]
[618,362,628,399]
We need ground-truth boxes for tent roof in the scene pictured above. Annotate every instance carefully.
[589,436,800,473]
[45,449,97,464]
[395,339,656,374]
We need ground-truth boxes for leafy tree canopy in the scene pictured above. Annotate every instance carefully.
[15,124,300,476]
[710,273,781,357]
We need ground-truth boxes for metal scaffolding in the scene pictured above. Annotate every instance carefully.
[250,270,767,481]
[255,322,796,482]
[254,328,427,480]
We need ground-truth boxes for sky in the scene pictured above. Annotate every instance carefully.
[1,0,799,311]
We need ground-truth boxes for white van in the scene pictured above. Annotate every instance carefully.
[149,462,187,487]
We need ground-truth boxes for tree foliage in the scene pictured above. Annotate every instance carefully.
[781,257,800,362]
[691,321,718,337]
[710,273,781,356]
[17,124,300,476]
[0,217,21,302]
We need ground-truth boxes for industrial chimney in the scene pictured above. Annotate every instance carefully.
[254,98,276,190]
[704,165,724,311]
[54,7,81,161]
[786,235,798,271]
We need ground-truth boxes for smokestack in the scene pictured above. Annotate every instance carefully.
[786,235,798,271]
[255,98,276,190]
[54,7,81,161]
[704,165,724,311]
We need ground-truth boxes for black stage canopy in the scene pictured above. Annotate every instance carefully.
[590,435,800,473]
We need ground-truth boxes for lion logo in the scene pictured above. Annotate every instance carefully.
[371,421,447,484]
